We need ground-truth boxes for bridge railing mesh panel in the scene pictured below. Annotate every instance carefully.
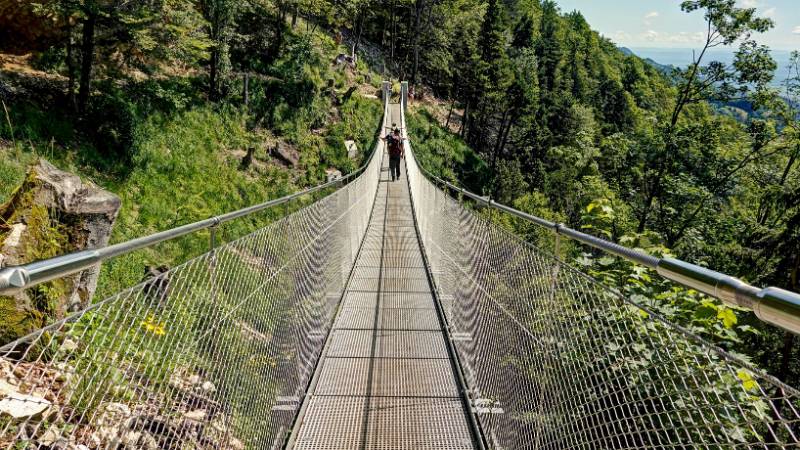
[402,113,800,449]
[0,110,387,450]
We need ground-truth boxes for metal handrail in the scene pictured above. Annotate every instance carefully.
[415,165,800,335]
[0,177,342,295]
[0,83,393,297]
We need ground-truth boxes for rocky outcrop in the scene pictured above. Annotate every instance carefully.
[270,142,299,167]
[0,357,244,449]
[0,159,121,344]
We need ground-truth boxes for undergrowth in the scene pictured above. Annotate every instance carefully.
[0,25,383,312]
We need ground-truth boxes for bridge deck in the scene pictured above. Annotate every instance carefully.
[290,104,476,449]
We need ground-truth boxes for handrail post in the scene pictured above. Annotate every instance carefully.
[548,230,562,303]
[400,81,409,112]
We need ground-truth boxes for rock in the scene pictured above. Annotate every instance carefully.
[0,392,51,419]
[239,147,256,170]
[139,432,159,450]
[326,169,343,183]
[38,424,61,446]
[269,143,299,168]
[0,378,17,396]
[142,265,171,306]
[100,402,130,418]
[345,140,359,159]
[0,358,14,377]
[201,381,217,393]
[120,430,141,446]
[53,362,71,383]
[230,437,245,450]
[2,223,25,248]
[88,431,102,448]
[60,338,78,352]
[93,402,131,439]
[334,53,356,67]
[96,426,120,443]
[183,409,207,421]
[0,159,121,343]
[169,369,203,391]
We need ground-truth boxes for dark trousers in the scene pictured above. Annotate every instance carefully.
[389,156,401,180]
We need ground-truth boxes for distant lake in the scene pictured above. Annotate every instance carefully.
[629,47,795,87]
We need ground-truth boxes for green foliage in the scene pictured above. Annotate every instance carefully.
[3,0,799,426]
[1,10,384,305]
[405,107,490,193]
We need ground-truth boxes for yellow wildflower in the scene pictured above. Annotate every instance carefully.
[142,315,167,336]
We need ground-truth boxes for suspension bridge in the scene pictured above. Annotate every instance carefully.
[0,82,799,449]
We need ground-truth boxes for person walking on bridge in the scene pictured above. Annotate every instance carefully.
[382,125,405,182]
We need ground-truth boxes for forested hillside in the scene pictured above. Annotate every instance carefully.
[347,0,800,387]
[1,0,799,392]
[0,1,384,343]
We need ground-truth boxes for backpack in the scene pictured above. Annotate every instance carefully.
[388,135,403,157]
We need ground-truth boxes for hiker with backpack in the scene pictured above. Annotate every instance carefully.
[382,125,406,182]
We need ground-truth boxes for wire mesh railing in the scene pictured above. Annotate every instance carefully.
[401,92,800,449]
[0,90,389,450]
[4,78,800,450]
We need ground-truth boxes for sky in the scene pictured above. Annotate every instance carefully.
[554,0,800,50]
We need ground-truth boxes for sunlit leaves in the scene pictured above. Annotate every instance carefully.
[736,369,759,392]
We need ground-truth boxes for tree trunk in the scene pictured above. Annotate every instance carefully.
[291,4,298,28]
[412,0,422,85]
[445,98,455,128]
[776,331,795,383]
[761,145,800,225]
[637,139,672,233]
[489,129,503,200]
[497,112,516,157]
[77,12,96,114]
[493,108,511,157]
[380,8,386,47]
[274,8,285,56]
[243,73,250,108]
[638,29,711,233]
[210,47,219,100]
[390,1,396,70]
[354,11,364,56]
[65,18,76,111]
[279,1,288,21]
[460,101,470,137]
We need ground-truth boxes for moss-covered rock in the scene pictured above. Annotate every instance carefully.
[0,159,120,345]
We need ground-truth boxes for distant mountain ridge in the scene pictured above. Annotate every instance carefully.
[618,47,675,75]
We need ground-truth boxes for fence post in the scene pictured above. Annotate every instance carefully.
[401,81,408,111]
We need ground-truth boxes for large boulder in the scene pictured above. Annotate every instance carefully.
[269,142,299,168]
[0,159,121,345]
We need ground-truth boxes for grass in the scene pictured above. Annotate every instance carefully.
[405,106,490,194]
[0,24,384,339]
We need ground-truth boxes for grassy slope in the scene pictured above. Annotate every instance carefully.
[0,27,383,300]
[405,106,490,194]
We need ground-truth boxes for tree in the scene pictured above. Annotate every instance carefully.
[199,0,238,100]
[35,0,209,113]
[469,0,514,179]
[635,0,775,232]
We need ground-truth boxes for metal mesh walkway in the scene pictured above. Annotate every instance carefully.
[288,104,477,450]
